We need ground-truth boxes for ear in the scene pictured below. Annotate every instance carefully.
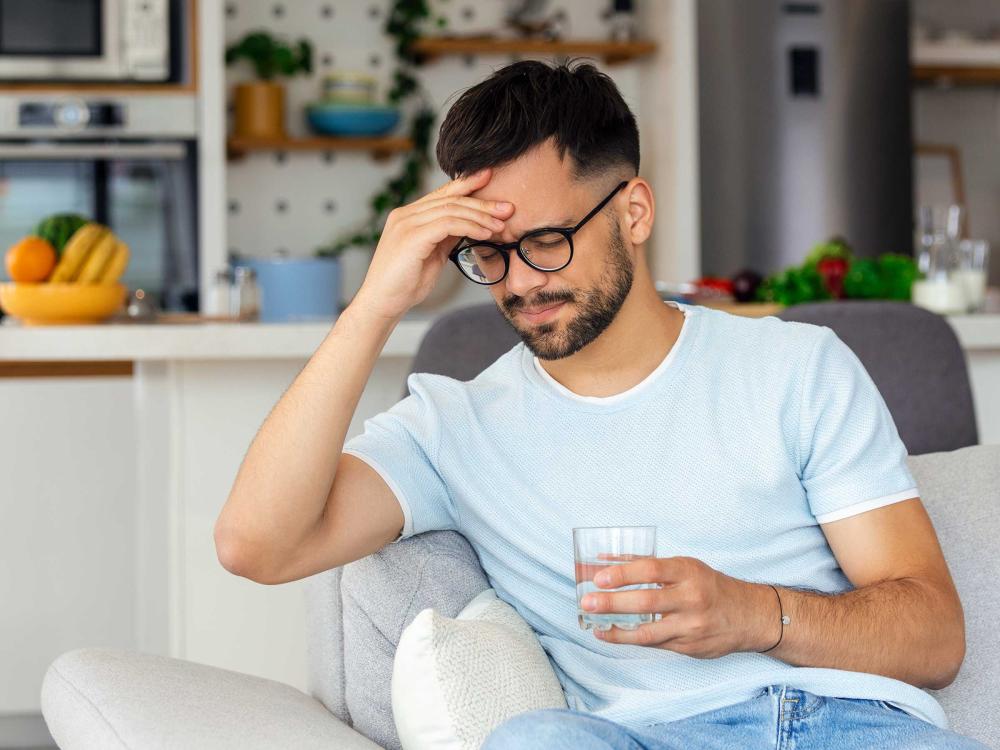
[622,178,654,247]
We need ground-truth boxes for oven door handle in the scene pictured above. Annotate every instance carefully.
[0,142,187,160]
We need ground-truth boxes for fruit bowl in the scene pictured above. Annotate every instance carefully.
[0,282,127,325]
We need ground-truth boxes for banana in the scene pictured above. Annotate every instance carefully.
[75,231,118,283]
[99,240,130,284]
[49,223,108,283]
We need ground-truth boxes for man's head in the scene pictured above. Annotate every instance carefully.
[436,59,654,360]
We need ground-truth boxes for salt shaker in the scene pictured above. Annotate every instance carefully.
[208,268,233,318]
[231,266,260,321]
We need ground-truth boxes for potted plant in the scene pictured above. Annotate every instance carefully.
[225,31,313,139]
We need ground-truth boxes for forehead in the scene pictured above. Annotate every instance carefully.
[468,141,580,228]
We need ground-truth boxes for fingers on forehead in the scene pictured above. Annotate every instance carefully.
[447,168,490,191]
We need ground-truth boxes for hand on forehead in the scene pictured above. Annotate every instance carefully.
[468,151,581,234]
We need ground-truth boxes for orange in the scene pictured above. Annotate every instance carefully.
[5,235,57,282]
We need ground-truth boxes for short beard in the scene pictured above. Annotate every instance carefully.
[498,221,634,360]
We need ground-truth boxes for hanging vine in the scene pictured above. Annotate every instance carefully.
[316,0,447,257]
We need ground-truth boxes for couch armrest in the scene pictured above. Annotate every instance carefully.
[41,648,383,750]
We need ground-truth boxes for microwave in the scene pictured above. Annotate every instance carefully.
[0,0,171,82]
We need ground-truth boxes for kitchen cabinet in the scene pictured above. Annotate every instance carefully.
[0,376,137,715]
[0,318,427,722]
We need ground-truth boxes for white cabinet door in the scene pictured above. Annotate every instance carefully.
[0,375,137,713]
[149,356,412,693]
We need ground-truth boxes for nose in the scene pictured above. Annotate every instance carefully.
[503,248,549,298]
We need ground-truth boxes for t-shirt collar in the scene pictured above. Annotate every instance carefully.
[525,300,694,407]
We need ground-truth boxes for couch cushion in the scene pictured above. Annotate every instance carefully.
[41,648,382,750]
[341,530,489,750]
[907,444,1000,748]
[305,567,349,722]
[392,589,567,750]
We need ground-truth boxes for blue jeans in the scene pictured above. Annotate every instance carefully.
[482,685,989,749]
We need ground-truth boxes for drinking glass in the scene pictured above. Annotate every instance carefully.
[573,526,658,631]
[913,204,968,314]
[955,239,990,312]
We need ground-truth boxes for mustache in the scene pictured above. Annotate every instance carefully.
[501,290,575,313]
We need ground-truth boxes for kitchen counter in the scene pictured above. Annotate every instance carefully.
[0,316,435,361]
[1,310,998,361]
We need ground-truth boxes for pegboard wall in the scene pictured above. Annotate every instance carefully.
[223,0,644,309]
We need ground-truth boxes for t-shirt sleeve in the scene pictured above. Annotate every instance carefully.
[797,327,919,524]
[342,373,458,543]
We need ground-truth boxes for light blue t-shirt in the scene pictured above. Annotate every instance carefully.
[344,301,945,729]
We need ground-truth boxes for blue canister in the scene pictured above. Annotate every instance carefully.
[235,256,342,323]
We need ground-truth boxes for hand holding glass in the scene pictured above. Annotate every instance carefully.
[573,526,658,631]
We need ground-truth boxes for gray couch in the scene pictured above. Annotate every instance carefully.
[39,443,1000,749]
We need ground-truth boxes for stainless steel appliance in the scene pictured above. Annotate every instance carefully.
[696,0,912,276]
[0,94,198,310]
[0,0,172,82]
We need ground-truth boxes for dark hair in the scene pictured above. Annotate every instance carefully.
[436,58,639,184]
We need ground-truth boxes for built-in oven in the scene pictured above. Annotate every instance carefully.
[0,0,174,82]
[0,94,199,311]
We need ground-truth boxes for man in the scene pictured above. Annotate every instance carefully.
[214,60,984,749]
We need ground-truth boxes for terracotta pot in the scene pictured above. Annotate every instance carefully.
[233,81,286,139]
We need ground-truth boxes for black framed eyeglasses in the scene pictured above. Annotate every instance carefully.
[449,180,629,285]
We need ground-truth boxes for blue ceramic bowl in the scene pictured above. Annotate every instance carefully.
[235,257,341,323]
[306,103,400,137]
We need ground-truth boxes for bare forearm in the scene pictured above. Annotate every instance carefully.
[746,577,965,689]
[215,301,401,559]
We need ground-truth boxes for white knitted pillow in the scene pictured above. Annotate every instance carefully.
[391,589,568,750]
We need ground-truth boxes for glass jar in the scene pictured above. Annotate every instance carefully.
[230,266,260,321]
[912,205,967,314]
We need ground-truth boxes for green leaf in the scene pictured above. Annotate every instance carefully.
[843,258,883,299]
[876,253,920,300]
[224,31,313,80]
[757,265,830,306]
[298,39,313,74]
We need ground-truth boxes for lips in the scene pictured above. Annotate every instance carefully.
[518,301,566,323]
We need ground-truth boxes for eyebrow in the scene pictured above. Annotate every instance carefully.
[461,216,579,246]
[506,216,577,235]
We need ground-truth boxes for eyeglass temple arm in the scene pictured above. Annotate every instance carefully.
[571,180,629,232]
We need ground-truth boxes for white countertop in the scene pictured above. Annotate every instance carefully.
[0,311,998,362]
[0,317,435,361]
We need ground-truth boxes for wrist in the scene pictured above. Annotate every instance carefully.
[319,296,404,363]
[745,582,782,653]
[343,291,407,329]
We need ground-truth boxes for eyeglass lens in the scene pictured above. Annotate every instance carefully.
[455,230,571,284]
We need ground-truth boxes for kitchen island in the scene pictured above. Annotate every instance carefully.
[1,308,998,715]
[0,314,440,717]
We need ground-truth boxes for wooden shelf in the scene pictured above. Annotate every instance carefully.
[0,360,133,378]
[410,36,657,65]
[913,65,1000,85]
[227,134,414,161]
